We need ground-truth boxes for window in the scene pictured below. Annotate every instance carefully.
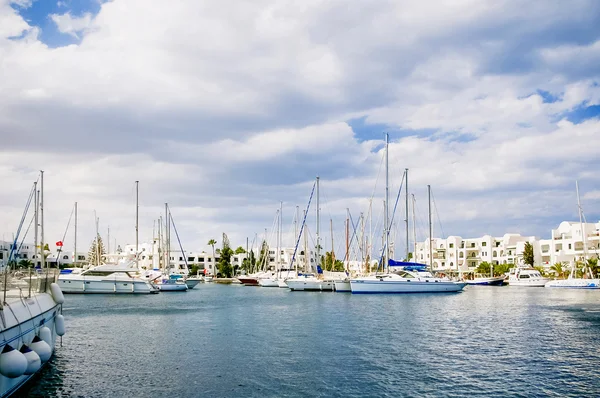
[470,262,476,267]
[450,262,453,267]
[471,243,475,248]
[441,262,445,267]
[77,255,85,261]
[149,255,153,260]
[459,253,464,258]
[495,242,500,247]
[493,251,497,257]
[300,251,305,255]
[519,274,530,279]
[62,255,69,260]
[269,257,275,262]
[207,258,212,262]
[449,243,454,248]
[199,257,205,262]
[0,253,3,259]
[179,257,183,261]
[269,250,275,255]
[568,244,572,250]
[482,242,487,247]
[188,257,195,262]
[471,253,475,258]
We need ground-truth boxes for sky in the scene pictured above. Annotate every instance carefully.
[1,0,600,260]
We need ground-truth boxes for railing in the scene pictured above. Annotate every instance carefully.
[1,268,60,302]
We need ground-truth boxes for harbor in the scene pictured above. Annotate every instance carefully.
[23,283,600,397]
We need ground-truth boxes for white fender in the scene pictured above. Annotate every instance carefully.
[20,345,41,375]
[30,336,52,363]
[0,344,28,378]
[55,314,66,336]
[50,283,65,304]
[39,326,52,346]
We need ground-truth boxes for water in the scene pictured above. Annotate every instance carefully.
[25,285,600,397]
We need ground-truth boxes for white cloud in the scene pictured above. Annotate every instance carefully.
[50,12,93,39]
[1,0,600,256]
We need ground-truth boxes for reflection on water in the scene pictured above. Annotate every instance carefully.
[24,285,600,397]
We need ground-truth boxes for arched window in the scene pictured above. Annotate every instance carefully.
[493,251,497,257]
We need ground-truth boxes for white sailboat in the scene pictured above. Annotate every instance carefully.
[334,211,351,292]
[350,134,466,294]
[546,181,600,289]
[286,177,334,292]
[153,204,188,292]
[1,171,66,397]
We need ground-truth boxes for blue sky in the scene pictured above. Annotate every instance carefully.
[12,0,102,47]
[1,0,600,256]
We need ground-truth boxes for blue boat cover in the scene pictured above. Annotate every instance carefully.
[388,260,428,271]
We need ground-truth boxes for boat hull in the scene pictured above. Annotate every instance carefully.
[350,280,467,294]
[158,283,188,291]
[507,279,549,287]
[286,279,334,291]
[545,278,600,289]
[465,277,506,286]
[334,280,351,292]
[1,293,60,397]
[258,279,279,287]
[58,278,159,294]
[185,279,201,289]
[237,277,260,286]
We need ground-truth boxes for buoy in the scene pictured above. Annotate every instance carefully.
[55,314,66,336]
[19,345,41,375]
[39,326,52,346]
[0,344,28,378]
[50,283,65,304]
[29,336,52,362]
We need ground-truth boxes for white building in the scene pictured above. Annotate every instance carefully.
[415,220,600,272]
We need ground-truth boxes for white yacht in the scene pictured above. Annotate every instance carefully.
[333,279,351,292]
[507,267,550,287]
[351,269,467,294]
[58,264,159,294]
[142,270,187,292]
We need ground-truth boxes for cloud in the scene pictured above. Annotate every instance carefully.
[50,11,93,39]
[1,0,600,256]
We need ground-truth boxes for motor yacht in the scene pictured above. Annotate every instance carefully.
[507,267,549,287]
[58,264,159,294]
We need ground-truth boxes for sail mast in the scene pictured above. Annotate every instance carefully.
[135,181,139,269]
[576,180,588,278]
[40,170,45,272]
[405,168,409,261]
[412,194,416,264]
[346,208,350,272]
[330,218,334,272]
[74,202,77,267]
[428,184,433,271]
[316,176,320,272]
[384,133,389,274]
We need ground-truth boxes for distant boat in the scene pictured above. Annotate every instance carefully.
[351,267,467,294]
[545,181,600,290]
[465,275,506,286]
[60,264,159,294]
[286,274,334,291]
[507,267,549,287]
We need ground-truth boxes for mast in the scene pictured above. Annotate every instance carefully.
[276,203,281,274]
[384,133,389,274]
[405,168,409,261]
[135,181,139,268]
[360,212,365,265]
[428,184,433,271]
[576,181,588,278]
[330,218,334,271]
[412,194,417,264]
[107,226,110,256]
[74,202,77,266]
[165,203,169,274]
[33,182,38,268]
[158,216,163,271]
[346,208,350,272]
[303,211,308,273]
[316,176,320,271]
[295,205,299,271]
[40,170,45,272]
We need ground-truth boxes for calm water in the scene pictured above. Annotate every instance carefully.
[24,284,600,397]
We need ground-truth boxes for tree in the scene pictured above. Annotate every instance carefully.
[207,239,217,275]
[242,250,256,273]
[586,257,599,278]
[522,242,535,267]
[235,246,246,254]
[322,251,345,272]
[217,233,233,277]
[550,262,566,279]
[257,240,269,271]
[476,261,492,275]
[87,234,106,266]
[18,259,33,268]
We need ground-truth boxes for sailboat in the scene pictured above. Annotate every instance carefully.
[334,211,352,292]
[286,177,335,292]
[260,203,283,288]
[545,182,600,289]
[1,171,66,397]
[350,134,467,294]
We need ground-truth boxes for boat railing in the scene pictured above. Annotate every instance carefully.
[0,267,60,303]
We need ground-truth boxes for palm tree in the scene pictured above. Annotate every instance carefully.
[550,262,565,279]
[208,239,217,275]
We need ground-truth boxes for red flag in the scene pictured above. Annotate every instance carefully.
[56,241,63,247]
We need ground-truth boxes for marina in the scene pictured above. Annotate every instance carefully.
[24,283,600,397]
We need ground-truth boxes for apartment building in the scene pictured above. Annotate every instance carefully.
[415,220,600,271]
